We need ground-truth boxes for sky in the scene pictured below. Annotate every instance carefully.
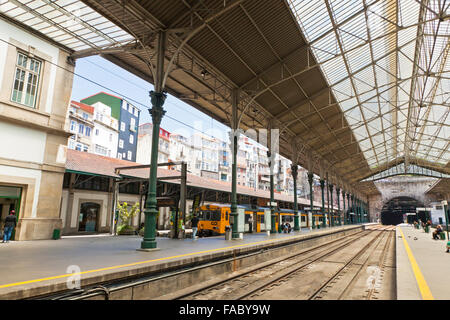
[70,55,231,142]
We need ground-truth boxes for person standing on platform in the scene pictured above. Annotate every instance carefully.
[191,215,199,240]
[2,210,16,243]
[248,215,253,233]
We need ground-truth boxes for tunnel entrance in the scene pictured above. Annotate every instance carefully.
[381,196,423,225]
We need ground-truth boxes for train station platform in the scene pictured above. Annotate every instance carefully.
[396,224,450,300]
[0,224,364,299]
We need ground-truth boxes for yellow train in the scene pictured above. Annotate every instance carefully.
[195,204,308,236]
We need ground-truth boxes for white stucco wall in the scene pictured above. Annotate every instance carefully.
[0,120,46,164]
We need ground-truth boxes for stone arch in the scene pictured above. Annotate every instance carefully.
[380,196,424,225]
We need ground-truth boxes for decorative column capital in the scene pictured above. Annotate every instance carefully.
[320,179,325,189]
[291,164,298,179]
[149,91,167,125]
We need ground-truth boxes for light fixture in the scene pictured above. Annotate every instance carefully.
[201,69,207,79]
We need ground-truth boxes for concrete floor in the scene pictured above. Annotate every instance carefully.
[397,224,450,300]
[0,227,322,288]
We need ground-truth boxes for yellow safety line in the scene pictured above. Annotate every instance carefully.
[398,227,434,300]
[0,233,309,290]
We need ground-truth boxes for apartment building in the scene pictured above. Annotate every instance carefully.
[81,92,140,161]
[67,101,94,153]
[90,101,119,158]
[136,123,171,165]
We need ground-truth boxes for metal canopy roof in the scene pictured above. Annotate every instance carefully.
[1,0,448,196]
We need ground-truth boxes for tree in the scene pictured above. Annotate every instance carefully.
[117,202,140,234]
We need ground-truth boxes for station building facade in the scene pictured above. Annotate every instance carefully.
[61,150,331,235]
[0,17,74,240]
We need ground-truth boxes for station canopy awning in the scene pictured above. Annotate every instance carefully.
[1,0,448,194]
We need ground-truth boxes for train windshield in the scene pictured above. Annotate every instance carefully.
[198,209,221,221]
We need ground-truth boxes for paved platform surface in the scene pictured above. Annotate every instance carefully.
[0,225,362,299]
[397,224,450,300]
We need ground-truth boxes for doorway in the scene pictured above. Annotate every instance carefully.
[78,202,100,232]
[0,185,22,240]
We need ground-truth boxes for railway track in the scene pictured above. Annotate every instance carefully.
[175,225,396,300]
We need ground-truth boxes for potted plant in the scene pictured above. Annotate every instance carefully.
[117,202,140,235]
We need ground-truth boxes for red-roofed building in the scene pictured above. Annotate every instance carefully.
[66,100,95,153]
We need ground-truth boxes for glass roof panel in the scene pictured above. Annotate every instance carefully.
[0,0,133,51]
[290,0,449,173]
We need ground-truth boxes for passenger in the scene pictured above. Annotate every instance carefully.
[433,225,443,240]
[191,214,199,240]
[248,215,254,233]
[2,210,16,243]
[287,222,292,233]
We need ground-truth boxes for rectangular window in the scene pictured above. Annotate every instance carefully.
[118,153,122,160]
[83,145,88,152]
[75,143,82,151]
[95,129,99,136]
[82,112,88,120]
[70,120,76,132]
[127,151,132,160]
[11,52,41,108]
[119,139,124,148]
[78,123,84,134]
[122,102,127,110]
[120,122,125,131]
[129,135,134,144]
[130,118,136,132]
[85,127,91,137]
[95,144,108,156]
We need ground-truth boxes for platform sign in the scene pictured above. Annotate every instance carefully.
[264,208,271,231]
[237,207,245,233]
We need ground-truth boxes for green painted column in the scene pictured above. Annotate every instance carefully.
[329,184,334,227]
[336,187,340,226]
[269,151,276,234]
[347,194,351,224]
[141,91,166,250]
[231,131,239,239]
[320,179,326,228]
[342,190,346,225]
[308,172,314,230]
[292,164,300,231]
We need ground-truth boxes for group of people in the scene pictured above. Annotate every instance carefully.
[412,219,449,253]
[2,210,17,243]
[282,222,292,233]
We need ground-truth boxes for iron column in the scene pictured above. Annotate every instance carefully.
[308,172,314,230]
[230,89,239,239]
[269,151,276,234]
[292,164,300,231]
[329,184,334,227]
[342,190,346,225]
[347,193,351,224]
[336,187,341,226]
[442,200,449,242]
[320,179,326,228]
[141,91,166,249]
